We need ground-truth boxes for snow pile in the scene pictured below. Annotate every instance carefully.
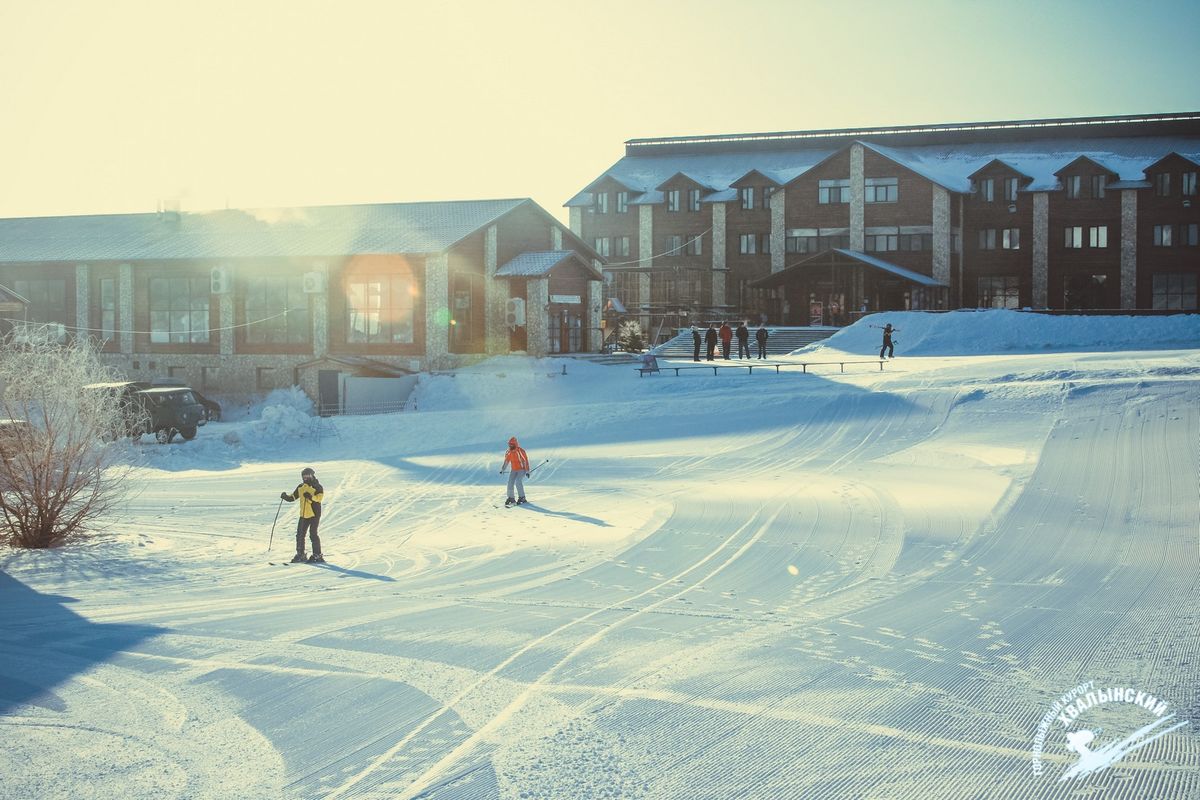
[223,386,314,422]
[802,310,1200,356]
[250,403,313,440]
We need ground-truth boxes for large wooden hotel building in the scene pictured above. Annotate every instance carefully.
[566,112,1200,332]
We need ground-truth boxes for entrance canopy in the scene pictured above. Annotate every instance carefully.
[750,248,946,290]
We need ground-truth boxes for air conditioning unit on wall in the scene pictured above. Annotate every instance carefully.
[506,296,526,327]
[210,265,231,294]
[302,271,326,293]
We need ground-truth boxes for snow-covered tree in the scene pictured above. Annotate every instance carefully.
[617,320,645,353]
[0,328,135,548]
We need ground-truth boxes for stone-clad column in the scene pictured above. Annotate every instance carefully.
[569,207,582,237]
[770,191,785,274]
[586,278,603,352]
[850,143,865,251]
[552,227,563,250]
[712,202,727,307]
[219,265,234,356]
[932,187,951,287]
[74,264,89,339]
[119,263,134,354]
[1120,189,1138,309]
[638,204,654,329]
[526,277,550,357]
[484,225,507,354]
[311,261,329,358]
[424,253,450,368]
[1032,192,1049,307]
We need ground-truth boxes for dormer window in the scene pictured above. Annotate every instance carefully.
[764,187,773,209]
[1091,175,1107,199]
[1155,173,1171,197]
[616,191,628,214]
[689,189,702,212]
[595,193,609,214]
[740,187,755,210]
[1183,172,1197,196]
[977,178,994,202]
[1064,175,1081,199]
[1005,178,1019,202]
[667,190,680,212]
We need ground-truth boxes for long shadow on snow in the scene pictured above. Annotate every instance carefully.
[307,562,396,581]
[0,570,161,716]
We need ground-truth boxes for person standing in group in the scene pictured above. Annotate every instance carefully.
[735,321,750,359]
[501,436,530,507]
[879,323,898,359]
[755,324,769,359]
[281,467,324,563]
[705,324,718,361]
[692,326,702,362]
[719,321,733,359]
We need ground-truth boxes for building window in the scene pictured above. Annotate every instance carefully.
[865,234,898,252]
[1088,226,1108,248]
[738,234,757,254]
[906,234,932,251]
[12,278,68,328]
[149,277,209,344]
[952,233,961,253]
[764,187,773,209]
[978,229,997,250]
[345,275,415,344]
[616,191,628,214]
[650,268,702,305]
[760,234,771,254]
[593,237,611,257]
[818,179,851,204]
[595,192,609,214]
[977,178,994,202]
[1155,173,1171,196]
[98,277,117,340]
[1002,228,1020,250]
[1183,172,1198,197]
[1153,224,1173,246]
[610,271,640,312]
[615,236,631,258]
[1091,174,1107,199]
[244,275,310,345]
[864,177,898,203]
[740,187,755,210]
[667,190,680,212]
[978,276,1020,309]
[1183,223,1199,246]
[686,234,703,256]
[1064,226,1083,249]
[785,236,817,253]
[1152,273,1198,310]
[685,188,699,212]
[820,234,850,250]
[1064,175,1081,199]
[1004,178,1019,202]
[664,234,683,255]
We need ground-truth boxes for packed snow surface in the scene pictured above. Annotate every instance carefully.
[2,311,1198,799]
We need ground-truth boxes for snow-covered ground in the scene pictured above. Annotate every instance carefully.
[2,310,1199,799]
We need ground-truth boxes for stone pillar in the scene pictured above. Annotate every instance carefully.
[119,263,134,354]
[526,277,550,358]
[638,204,654,330]
[1120,189,1138,309]
[424,253,450,368]
[311,261,330,358]
[586,279,603,352]
[74,264,89,339]
[712,202,727,308]
[483,225,507,354]
[569,207,582,236]
[770,191,785,274]
[1032,192,1049,308]
[932,187,951,288]
[218,265,234,356]
[552,226,563,250]
[850,143,865,251]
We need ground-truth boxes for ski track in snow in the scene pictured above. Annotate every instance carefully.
[2,313,1200,799]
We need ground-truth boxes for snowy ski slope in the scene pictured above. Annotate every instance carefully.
[1,311,1198,799]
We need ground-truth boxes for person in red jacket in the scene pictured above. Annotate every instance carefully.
[719,322,733,359]
[500,436,530,507]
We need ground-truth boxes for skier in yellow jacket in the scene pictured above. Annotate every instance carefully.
[281,467,324,563]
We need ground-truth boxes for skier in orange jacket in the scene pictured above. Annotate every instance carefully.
[500,436,530,507]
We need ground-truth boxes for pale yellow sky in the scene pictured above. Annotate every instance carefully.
[0,0,1197,224]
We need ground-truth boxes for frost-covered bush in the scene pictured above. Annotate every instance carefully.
[617,320,645,353]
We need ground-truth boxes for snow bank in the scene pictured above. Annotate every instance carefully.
[802,310,1200,356]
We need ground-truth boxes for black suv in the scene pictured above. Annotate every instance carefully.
[85,382,206,443]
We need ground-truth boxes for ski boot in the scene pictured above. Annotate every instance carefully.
[290,552,308,563]
[504,497,515,507]
[308,553,326,563]
[516,497,528,505]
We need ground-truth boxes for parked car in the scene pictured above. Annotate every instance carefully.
[147,381,221,422]
[83,382,205,443]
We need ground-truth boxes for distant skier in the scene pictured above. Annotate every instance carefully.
[705,324,718,361]
[691,326,702,362]
[879,323,897,359]
[735,322,750,359]
[500,436,530,507]
[755,324,769,359]
[281,467,324,563]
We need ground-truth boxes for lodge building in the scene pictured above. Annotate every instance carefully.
[0,199,604,404]
[566,112,1200,334]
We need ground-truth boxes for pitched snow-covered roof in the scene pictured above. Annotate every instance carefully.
[0,199,533,263]
[495,250,602,280]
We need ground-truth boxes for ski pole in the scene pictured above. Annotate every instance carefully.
[267,496,284,553]
[527,459,550,476]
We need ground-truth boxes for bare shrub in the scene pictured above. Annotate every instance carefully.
[0,328,135,548]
